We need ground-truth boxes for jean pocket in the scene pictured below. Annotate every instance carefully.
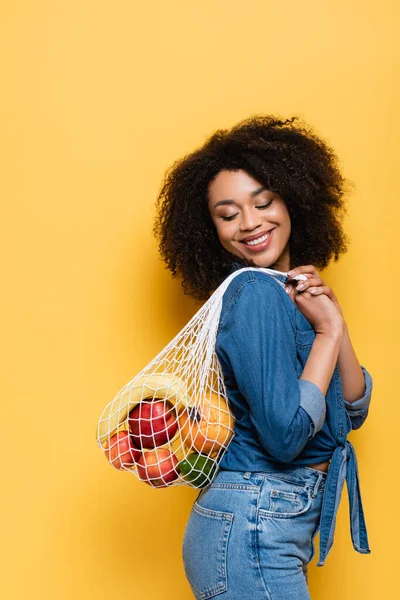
[258,475,313,519]
[182,501,234,599]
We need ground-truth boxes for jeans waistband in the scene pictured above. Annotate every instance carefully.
[215,466,327,494]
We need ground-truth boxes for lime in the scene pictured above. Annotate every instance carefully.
[178,453,217,488]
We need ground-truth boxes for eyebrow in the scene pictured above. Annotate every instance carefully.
[212,186,267,209]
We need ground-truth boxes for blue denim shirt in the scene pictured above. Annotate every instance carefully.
[215,263,373,566]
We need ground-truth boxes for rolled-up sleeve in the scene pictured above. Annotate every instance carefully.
[215,277,326,463]
[299,379,327,435]
[343,365,373,430]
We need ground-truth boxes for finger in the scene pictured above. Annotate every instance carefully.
[287,265,319,279]
[294,276,324,292]
[294,287,332,302]
[291,272,314,281]
[304,285,332,297]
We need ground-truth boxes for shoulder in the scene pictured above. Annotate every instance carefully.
[219,269,292,330]
[221,268,284,301]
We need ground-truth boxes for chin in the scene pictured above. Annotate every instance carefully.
[247,253,279,268]
[255,259,277,269]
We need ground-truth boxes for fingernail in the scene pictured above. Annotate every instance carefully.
[287,271,295,277]
[285,286,290,294]
[297,283,304,290]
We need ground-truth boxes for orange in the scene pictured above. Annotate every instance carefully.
[178,391,235,455]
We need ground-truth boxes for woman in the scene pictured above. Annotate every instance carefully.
[153,115,373,599]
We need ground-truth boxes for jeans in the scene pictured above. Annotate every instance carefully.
[182,466,327,600]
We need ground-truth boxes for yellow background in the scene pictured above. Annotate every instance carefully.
[2,1,398,598]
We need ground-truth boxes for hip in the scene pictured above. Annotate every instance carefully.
[182,466,327,599]
[306,459,331,472]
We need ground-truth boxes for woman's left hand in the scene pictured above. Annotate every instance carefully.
[285,265,344,318]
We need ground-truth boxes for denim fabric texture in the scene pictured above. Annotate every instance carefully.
[183,467,327,600]
[182,263,372,595]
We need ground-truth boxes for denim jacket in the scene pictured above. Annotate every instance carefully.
[215,263,373,566]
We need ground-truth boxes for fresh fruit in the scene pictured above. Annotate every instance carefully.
[178,453,218,488]
[179,391,234,455]
[105,431,141,470]
[136,448,179,487]
[129,398,178,448]
[97,374,190,446]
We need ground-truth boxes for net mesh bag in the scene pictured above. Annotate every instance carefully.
[96,266,302,489]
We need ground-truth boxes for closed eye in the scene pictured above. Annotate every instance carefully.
[220,200,273,221]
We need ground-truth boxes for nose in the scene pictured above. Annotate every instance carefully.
[239,208,263,232]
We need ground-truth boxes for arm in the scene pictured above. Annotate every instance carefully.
[300,328,343,438]
[337,323,373,430]
[285,264,373,431]
[215,278,339,463]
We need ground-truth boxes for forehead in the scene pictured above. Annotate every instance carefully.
[208,169,264,199]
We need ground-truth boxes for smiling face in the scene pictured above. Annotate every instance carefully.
[207,169,292,271]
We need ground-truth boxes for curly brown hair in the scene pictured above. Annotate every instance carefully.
[153,114,351,302]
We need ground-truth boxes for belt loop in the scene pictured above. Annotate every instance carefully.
[243,471,252,480]
[311,472,323,497]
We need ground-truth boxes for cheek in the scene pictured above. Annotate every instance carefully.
[273,206,291,233]
[214,221,233,241]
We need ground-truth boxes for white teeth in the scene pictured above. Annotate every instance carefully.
[244,231,271,246]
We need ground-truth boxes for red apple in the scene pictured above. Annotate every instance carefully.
[105,431,141,470]
[128,397,178,449]
[136,448,179,487]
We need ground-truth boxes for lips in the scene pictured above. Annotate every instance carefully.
[238,228,275,252]
[240,228,275,243]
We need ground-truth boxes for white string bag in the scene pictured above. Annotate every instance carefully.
[96,266,306,489]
